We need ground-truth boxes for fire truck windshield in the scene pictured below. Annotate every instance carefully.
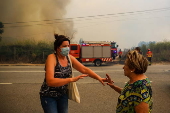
[111,42,116,48]
[70,46,77,50]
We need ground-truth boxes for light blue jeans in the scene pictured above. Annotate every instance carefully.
[40,94,68,113]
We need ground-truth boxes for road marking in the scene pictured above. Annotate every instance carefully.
[164,70,170,72]
[0,71,45,72]
[0,83,12,84]
[0,71,80,72]
[0,70,121,73]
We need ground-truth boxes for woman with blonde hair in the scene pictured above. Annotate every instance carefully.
[106,50,153,113]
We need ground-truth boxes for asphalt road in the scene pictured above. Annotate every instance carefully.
[0,63,170,113]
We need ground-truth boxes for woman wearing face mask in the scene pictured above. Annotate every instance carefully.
[39,34,106,113]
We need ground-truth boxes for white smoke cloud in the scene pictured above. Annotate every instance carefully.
[0,0,74,42]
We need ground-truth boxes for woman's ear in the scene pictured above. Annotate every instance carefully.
[131,68,135,73]
[130,68,135,73]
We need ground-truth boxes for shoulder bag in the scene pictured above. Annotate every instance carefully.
[67,55,80,103]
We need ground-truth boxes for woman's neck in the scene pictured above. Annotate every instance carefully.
[129,74,147,84]
[56,53,68,67]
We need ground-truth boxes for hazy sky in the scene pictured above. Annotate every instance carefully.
[1,0,170,50]
[65,0,170,49]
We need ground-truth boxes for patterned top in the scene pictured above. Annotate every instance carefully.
[116,78,153,113]
[39,54,72,97]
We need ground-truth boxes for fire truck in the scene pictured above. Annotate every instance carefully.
[82,41,118,59]
[69,41,116,66]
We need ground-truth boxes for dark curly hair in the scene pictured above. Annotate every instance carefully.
[54,34,70,51]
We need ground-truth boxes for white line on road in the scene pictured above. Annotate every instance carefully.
[0,70,122,73]
[0,83,13,84]
[0,71,45,72]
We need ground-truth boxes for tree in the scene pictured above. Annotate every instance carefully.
[0,22,4,41]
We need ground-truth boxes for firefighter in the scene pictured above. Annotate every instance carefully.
[146,49,153,65]
[118,49,123,61]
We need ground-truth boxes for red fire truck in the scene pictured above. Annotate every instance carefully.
[82,41,118,59]
[69,42,113,66]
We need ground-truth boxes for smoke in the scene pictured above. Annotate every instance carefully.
[0,0,74,42]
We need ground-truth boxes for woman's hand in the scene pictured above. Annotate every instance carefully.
[101,78,108,82]
[98,78,106,86]
[106,74,114,84]
[105,74,114,87]
[105,74,122,93]
[99,74,114,86]
[71,74,88,82]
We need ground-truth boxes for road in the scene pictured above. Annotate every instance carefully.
[0,64,170,113]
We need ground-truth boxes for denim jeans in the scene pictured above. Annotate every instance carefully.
[40,94,68,113]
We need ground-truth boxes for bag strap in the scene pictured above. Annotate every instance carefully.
[68,55,74,77]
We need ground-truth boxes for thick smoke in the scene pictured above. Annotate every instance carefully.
[0,0,74,42]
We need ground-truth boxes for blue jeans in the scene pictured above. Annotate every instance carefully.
[40,94,68,113]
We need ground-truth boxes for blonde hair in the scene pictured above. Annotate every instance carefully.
[126,50,148,74]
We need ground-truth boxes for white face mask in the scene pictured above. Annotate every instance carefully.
[60,47,70,56]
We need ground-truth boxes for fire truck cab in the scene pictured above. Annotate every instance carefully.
[69,44,81,61]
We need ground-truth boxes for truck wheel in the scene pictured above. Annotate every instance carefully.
[94,60,102,66]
